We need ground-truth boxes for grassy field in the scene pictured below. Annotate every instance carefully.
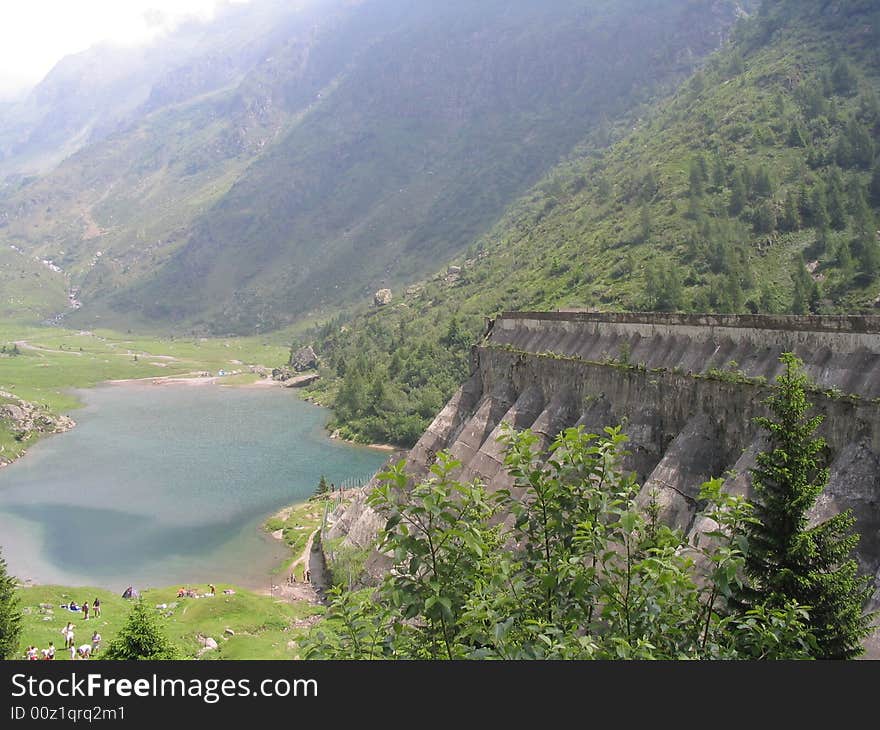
[16,583,322,661]
[264,494,342,581]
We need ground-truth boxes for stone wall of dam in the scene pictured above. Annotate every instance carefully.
[326,312,880,655]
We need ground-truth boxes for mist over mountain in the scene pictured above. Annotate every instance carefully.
[0,0,748,333]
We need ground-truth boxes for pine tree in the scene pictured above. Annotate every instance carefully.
[104,598,179,660]
[316,474,330,495]
[723,271,745,313]
[754,165,774,198]
[827,172,848,230]
[689,156,707,198]
[791,261,812,315]
[782,190,800,232]
[838,120,874,169]
[742,354,875,659]
[852,193,879,279]
[786,122,806,148]
[0,547,22,659]
[752,200,777,234]
[711,154,726,191]
[729,171,747,215]
[831,57,858,96]
[639,203,652,241]
[645,260,682,312]
[870,163,880,208]
[837,239,855,278]
[807,185,830,229]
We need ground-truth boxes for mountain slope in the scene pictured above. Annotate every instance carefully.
[0,0,315,177]
[299,0,880,446]
[0,0,747,332]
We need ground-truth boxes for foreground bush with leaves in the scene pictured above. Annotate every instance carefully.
[303,425,818,660]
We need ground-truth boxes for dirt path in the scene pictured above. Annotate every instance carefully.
[14,341,83,356]
[266,528,321,604]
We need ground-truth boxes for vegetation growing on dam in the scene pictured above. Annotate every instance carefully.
[305,355,875,659]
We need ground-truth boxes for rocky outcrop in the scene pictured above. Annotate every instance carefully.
[373,289,393,306]
[328,312,880,655]
[0,390,75,466]
[290,346,318,372]
[283,374,320,388]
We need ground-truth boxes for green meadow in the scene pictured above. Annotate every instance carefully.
[17,584,322,661]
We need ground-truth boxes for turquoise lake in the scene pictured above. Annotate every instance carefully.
[0,382,388,591]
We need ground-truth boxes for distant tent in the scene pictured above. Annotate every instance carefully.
[121,586,140,599]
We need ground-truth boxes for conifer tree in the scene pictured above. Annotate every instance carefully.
[786,122,806,148]
[689,157,706,198]
[729,171,747,215]
[782,190,800,232]
[827,172,848,230]
[831,57,857,96]
[104,598,179,660]
[791,262,812,315]
[852,190,879,278]
[0,548,22,659]
[711,154,726,191]
[742,354,875,659]
[869,163,880,208]
[754,166,774,198]
[805,185,829,229]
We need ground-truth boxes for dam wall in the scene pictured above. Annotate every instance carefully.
[327,312,880,654]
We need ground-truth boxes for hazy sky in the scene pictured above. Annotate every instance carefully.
[0,0,251,100]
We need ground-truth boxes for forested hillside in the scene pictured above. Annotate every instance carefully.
[301,0,880,447]
[0,0,746,333]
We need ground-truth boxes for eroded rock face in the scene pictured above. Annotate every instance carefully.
[374,288,392,306]
[0,389,75,466]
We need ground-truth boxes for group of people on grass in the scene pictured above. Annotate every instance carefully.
[24,628,101,660]
[177,583,216,598]
[60,596,100,620]
[22,596,103,660]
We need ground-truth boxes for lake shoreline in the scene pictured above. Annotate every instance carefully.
[0,377,387,593]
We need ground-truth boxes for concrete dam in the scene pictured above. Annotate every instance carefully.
[327,311,880,654]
